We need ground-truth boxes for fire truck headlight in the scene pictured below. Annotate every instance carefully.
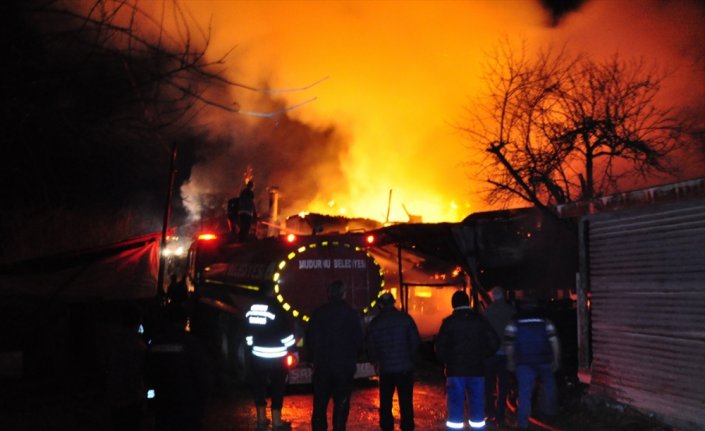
[163,245,185,257]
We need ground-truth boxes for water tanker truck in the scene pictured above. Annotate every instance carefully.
[186,231,386,384]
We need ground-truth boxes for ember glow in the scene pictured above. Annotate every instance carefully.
[167,0,704,223]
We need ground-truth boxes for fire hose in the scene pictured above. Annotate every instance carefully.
[505,397,561,431]
[503,383,562,431]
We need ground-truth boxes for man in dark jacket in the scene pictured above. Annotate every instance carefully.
[504,298,560,431]
[106,303,146,431]
[367,292,421,431]
[435,291,499,431]
[307,280,363,431]
[146,307,213,431]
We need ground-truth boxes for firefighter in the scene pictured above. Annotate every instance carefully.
[243,286,297,431]
[226,195,239,237]
[435,291,499,431]
[237,180,257,242]
[504,297,561,431]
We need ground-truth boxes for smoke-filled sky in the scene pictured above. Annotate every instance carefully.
[169,0,704,223]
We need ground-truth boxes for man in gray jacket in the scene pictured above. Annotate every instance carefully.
[482,286,516,426]
[367,292,421,431]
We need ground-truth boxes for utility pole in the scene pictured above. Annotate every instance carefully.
[156,141,178,301]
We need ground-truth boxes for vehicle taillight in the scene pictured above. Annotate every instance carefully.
[198,233,218,241]
[286,233,296,243]
[365,234,375,245]
[285,352,299,368]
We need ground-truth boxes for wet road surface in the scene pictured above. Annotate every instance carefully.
[0,357,671,431]
[193,357,669,431]
[201,368,450,431]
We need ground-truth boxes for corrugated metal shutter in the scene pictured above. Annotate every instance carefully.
[586,198,705,429]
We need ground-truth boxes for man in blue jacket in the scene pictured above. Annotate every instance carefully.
[435,291,499,430]
[307,280,363,431]
[367,292,421,431]
[504,298,560,431]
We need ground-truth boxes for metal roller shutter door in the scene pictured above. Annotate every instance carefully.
[587,198,705,429]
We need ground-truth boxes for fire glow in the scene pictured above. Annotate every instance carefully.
[161,0,705,223]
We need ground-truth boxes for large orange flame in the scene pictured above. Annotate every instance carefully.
[169,0,704,223]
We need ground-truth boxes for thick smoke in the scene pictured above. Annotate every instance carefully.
[180,93,351,222]
[177,0,705,225]
[545,0,705,179]
[539,0,586,26]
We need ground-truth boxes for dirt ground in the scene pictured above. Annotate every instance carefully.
[0,357,673,431]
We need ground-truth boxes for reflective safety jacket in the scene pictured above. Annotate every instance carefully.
[504,313,557,365]
[244,298,296,361]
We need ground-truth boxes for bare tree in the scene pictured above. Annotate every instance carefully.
[1,0,323,260]
[462,41,691,213]
[31,0,237,136]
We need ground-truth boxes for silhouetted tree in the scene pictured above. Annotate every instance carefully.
[462,41,694,214]
[0,0,233,259]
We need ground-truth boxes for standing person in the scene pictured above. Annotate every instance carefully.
[145,307,213,431]
[307,280,363,431]
[167,273,188,309]
[482,286,516,426]
[106,303,146,431]
[226,195,239,240]
[504,297,561,431]
[367,292,421,431]
[435,291,499,431]
[243,288,297,431]
[237,180,257,242]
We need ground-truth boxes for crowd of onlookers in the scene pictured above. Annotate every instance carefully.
[100,279,561,431]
